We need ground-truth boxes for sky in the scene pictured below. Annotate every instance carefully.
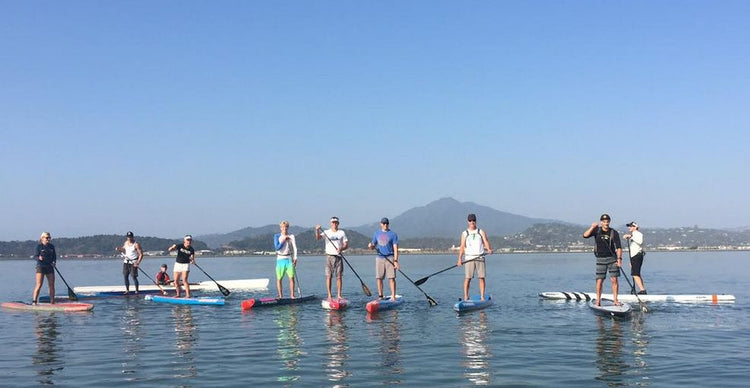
[2,1,749,241]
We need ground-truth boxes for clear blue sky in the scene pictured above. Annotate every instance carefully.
[2,1,749,240]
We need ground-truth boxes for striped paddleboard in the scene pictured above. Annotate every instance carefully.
[539,291,735,304]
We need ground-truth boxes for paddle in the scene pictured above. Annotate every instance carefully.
[319,229,372,296]
[53,264,78,301]
[137,266,168,295]
[192,262,231,296]
[381,255,438,307]
[414,257,481,286]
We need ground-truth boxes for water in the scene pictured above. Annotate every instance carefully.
[1,251,748,387]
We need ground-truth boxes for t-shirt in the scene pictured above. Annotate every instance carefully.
[322,229,347,255]
[587,227,621,258]
[174,243,195,264]
[372,230,398,257]
[629,230,644,255]
[274,233,297,257]
[35,243,56,266]
[156,271,171,284]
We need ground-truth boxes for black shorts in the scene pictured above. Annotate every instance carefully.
[123,262,139,277]
[630,252,645,276]
[36,265,54,275]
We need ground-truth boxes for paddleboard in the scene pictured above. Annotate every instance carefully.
[539,291,735,304]
[145,295,225,305]
[2,301,94,312]
[241,294,316,310]
[74,278,269,295]
[453,295,493,313]
[321,298,349,310]
[366,295,404,313]
[589,299,632,317]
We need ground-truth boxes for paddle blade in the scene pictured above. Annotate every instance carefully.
[219,285,231,296]
[68,288,78,301]
[361,282,372,297]
[414,277,428,286]
[426,295,438,307]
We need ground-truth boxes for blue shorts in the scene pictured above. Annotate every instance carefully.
[276,258,295,279]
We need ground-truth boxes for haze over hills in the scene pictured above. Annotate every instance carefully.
[197,225,306,249]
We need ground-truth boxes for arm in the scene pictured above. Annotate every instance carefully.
[135,243,144,266]
[457,232,467,265]
[340,234,348,252]
[583,223,598,238]
[273,233,284,251]
[290,235,298,262]
[168,244,177,252]
[480,230,493,254]
[632,231,643,245]
[314,225,322,240]
[393,243,399,269]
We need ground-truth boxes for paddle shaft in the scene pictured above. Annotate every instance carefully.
[137,266,168,295]
[623,241,649,312]
[414,257,480,286]
[192,262,231,296]
[380,255,438,306]
[319,228,372,296]
[53,265,78,301]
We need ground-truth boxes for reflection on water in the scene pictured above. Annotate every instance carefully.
[595,316,628,386]
[275,306,304,384]
[324,311,350,386]
[33,313,63,385]
[367,310,403,384]
[171,306,197,379]
[121,298,144,380]
[630,313,651,384]
[458,311,492,386]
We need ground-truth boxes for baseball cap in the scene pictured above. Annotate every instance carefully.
[467,213,477,221]
[600,214,611,221]
[330,216,339,223]
[184,234,192,240]
[126,231,134,237]
[380,217,389,224]
[626,221,639,228]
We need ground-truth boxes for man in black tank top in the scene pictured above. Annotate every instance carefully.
[583,214,623,306]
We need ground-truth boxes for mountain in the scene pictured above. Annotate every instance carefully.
[226,229,372,254]
[0,235,208,258]
[197,225,306,249]
[350,197,558,238]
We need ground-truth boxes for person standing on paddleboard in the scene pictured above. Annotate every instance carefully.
[315,216,348,301]
[368,217,399,301]
[168,235,196,298]
[115,231,143,295]
[274,220,298,299]
[32,232,56,305]
[583,214,623,306]
[457,213,493,301]
[623,221,647,295]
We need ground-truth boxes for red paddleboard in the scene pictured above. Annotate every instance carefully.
[2,301,94,312]
[321,298,349,310]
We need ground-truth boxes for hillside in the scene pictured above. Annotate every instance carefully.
[226,229,372,254]
[197,225,306,248]
[0,235,208,258]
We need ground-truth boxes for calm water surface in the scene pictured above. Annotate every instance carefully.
[1,251,748,387]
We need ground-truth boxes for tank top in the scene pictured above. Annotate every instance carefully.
[123,242,139,263]
[464,229,485,259]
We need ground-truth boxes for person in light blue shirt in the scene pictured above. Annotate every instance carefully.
[368,218,399,300]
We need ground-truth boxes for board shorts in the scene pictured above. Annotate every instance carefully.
[325,255,343,278]
[464,257,486,279]
[174,262,190,273]
[630,252,645,276]
[276,257,295,279]
[596,257,620,279]
[375,256,396,280]
[123,262,138,277]
[36,264,54,275]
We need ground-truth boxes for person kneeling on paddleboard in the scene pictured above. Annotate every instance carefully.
[583,214,623,307]
[156,263,173,285]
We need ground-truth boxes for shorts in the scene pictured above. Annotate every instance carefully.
[375,256,396,280]
[276,258,296,279]
[325,255,343,278]
[36,264,54,275]
[464,257,486,279]
[630,252,645,276]
[596,257,620,280]
[123,262,138,277]
[174,262,190,273]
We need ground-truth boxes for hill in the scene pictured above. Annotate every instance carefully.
[351,197,556,238]
[197,225,306,249]
[225,229,372,254]
[0,235,208,258]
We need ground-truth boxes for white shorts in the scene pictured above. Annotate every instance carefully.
[174,262,190,273]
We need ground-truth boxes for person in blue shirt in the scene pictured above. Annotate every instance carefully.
[368,218,399,300]
[32,232,56,305]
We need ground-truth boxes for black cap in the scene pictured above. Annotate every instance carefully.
[380,217,389,224]
[467,213,477,221]
[161,263,168,268]
[600,214,611,221]
[126,231,134,237]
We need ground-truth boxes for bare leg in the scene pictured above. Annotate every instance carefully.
[289,275,295,299]
[595,278,604,306]
[611,277,619,305]
[389,278,396,300]
[634,275,646,292]
[184,271,191,298]
[336,276,342,299]
[174,271,181,297]
[47,273,55,304]
[377,278,384,298]
[277,277,284,298]
[32,272,44,304]
[326,275,333,300]
[463,278,471,301]
[479,278,486,301]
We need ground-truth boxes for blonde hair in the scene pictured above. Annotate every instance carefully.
[279,221,290,227]
[40,232,51,242]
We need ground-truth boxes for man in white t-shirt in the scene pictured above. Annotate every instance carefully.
[315,216,349,300]
[623,221,647,294]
